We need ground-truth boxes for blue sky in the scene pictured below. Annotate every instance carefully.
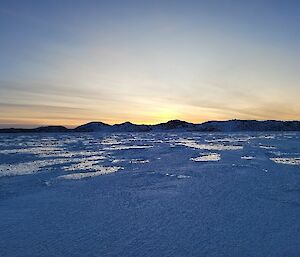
[0,0,299,127]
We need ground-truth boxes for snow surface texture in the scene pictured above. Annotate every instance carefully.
[0,132,299,257]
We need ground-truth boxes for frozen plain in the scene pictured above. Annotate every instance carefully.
[0,132,299,257]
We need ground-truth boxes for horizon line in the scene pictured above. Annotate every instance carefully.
[1,118,300,130]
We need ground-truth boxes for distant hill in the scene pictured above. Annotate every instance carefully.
[74,122,110,132]
[0,126,70,133]
[196,120,300,132]
[152,120,194,131]
[111,122,151,132]
[0,120,299,133]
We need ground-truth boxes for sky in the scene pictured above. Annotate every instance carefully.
[0,0,299,128]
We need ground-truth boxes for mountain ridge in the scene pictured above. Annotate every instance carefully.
[0,119,300,133]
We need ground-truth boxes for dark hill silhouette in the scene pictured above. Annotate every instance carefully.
[0,126,70,133]
[112,122,151,132]
[0,119,299,133]
[74,121,110,132]
[153,120,194,131]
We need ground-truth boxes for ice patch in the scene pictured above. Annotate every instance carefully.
[0,146,107,162]
[258,135,275,139]
[101,137,122,145]
[190,153,221,162]
[177,175,191,179]
[40,151,106,159]
[241,156,255,160]
[104,145,153,150]
[130,159,150,164]
[111,159,127,163]
[0,162,44,176]
[177,139,242,151]
[259,145,276,149]
[0,154,108,177]
[269,151,299,157]
[270,157,300,166]
[63,159,104,171]
[0,158,78,177]
[0,147,61,155]
[205,136,252,143]
[57,166,122,180]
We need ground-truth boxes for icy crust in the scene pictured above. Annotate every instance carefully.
[270,157,300,165]
[0,132,299,181]
[129,159,150,164]
[259,145,276,149]
[0,159,74,177]
[165,173,191,179]
[0,132,300,257]
[62,159,105,171]
[0,147,61,155]
[0,161,46,176]
[177,139,243,150]
[241,156,255,160]
[0,156,107,177]
[101,137,122,145]
[104,145,153,150]
[204,136,253,143]
[177,175,191,179]
[269,151,299,156]
[57,166,122,180]
[190,153,221,162]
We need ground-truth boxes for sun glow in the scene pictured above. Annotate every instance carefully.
[151,107,181,123]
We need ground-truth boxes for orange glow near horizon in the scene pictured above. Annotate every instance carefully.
[1,103,299,129]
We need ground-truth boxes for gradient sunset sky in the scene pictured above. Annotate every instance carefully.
[0,0,299,128]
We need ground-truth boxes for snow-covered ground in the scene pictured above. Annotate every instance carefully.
[0,132,299,257]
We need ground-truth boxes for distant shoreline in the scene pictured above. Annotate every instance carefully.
[0,119,300,133]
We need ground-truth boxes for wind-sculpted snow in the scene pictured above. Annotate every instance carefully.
[0,132,299,257]
[129,159,150,164]
[177,138,243,150]
[270,157,300,165]
[103,144,153,150]
[259,144,277,149]
[62,158,106,171]
[241,156,255,160]
[0,161,47,176]
[190,153,221,162]
[0,146,61,155]
[57,166,122,180]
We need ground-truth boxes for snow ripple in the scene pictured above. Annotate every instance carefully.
[57,166,122,180]
[270,157,300,166]
[104,145,153,150]
[190,153,221,162]
[177,139,243,151]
